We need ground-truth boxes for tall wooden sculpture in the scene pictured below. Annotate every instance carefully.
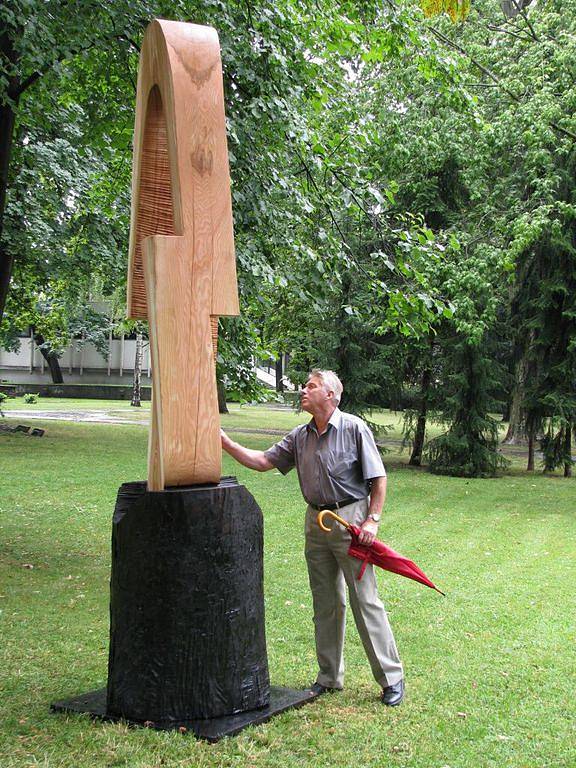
[127,19,239,490]
[51,20,319,740]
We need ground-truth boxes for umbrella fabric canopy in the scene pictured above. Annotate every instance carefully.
[318,510,445,596]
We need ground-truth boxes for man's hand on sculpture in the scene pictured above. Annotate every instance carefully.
[220,429,274,472]
[220,428,231,448]
[358,519,379,546]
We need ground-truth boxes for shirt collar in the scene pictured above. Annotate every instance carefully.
[307,407,342,433]
[328,408,342,429]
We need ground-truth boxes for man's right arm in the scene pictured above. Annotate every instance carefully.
[221,430,274,472]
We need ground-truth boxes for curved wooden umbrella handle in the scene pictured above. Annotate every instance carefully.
[317,509,352,532]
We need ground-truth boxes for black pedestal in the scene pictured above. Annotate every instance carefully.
[51,685,322,742]
[52,477,318,739]
[107,477,270,721]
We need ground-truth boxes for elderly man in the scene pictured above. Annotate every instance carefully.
[220,369,404,706]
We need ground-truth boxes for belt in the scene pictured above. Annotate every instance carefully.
[308,496,364,512]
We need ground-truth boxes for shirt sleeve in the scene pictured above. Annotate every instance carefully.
[264,427,297,474]
[357,422,386,480]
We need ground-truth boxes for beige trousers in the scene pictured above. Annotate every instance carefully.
[304,498,403,689]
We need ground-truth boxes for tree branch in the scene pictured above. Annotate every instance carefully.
[430,26,518,100]
[429,26,576,143]
[13,70,43,97]
[116,34,140,53]
[510,0,539,42]
[486,23,532,42]
[288,137,350,246]
[331,167,383,230]
[14,42,97,98]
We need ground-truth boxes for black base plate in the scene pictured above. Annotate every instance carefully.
[51,685,322,742]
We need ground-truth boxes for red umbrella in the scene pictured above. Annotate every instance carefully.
[318,510,445,596]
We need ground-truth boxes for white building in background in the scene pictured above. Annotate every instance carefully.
[0,294,293,390]
[0,330,151,386]
[0,333,294,391]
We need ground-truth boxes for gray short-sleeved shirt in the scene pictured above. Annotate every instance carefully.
[264,408,385,507]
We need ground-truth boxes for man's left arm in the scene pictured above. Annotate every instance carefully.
[359,475,386,545]
[356,422,387,545]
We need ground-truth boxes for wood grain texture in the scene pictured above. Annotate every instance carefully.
[126,20,239,489]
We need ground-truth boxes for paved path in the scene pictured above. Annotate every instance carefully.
[2,409,533,458]
[4,409,146,425]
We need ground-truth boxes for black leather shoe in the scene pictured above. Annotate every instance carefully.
[381,679,404,706]
[309,682,340,696]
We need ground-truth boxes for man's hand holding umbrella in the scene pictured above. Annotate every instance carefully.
[357,516,379,546]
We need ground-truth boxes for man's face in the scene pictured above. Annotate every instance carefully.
[300,375,332,413]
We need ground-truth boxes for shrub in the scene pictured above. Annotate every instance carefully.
[23,393,38,404]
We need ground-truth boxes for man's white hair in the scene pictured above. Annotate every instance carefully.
[310,369,343,406]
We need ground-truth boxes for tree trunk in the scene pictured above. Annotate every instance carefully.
[564,421,572,478]
[503,345,531,444]
[33,332,64,384]
[275,356,284,393]
[217,376,228,414]
[0,26,19,323]
[131,332,142,407]
[409,366,431,466]
[527,427,535,471]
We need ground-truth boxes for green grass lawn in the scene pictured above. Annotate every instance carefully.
[1,414,575,767]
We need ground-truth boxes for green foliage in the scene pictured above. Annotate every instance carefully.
[510,198,576,469]
[23,393,38,404]
[2,0,576,478]
[217,316,271,404]
[3,0,457,398]
[426,339,509,477]
[426,421,507,478]
[0,0,143,350]
[540,419,574,474]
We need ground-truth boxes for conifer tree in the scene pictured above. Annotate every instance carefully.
[426,334,509,477]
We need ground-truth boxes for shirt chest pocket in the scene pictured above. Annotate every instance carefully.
[328,452,355,480]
